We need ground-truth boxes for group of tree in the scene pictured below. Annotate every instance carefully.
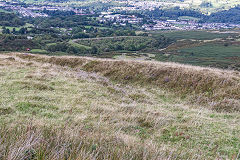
[46,42,99,55]
[71,27,136,39]
[204,6,240,24]
[28,14,99,28]
[2,27,28,35]
[146,6,240,24]
[26,10,135,31]
[0,12,25,27]
[42,9,76,16]
[0,34,38,51]
[75,35,173,54]
[144,7,206,20]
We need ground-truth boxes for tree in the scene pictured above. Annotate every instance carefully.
[19,28,27,34]
[66,46,78,54]
[2,27,10,34]
[12,28,16,34]
[91,46,98,54]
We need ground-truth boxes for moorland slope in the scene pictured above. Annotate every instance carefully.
[0,52,240,159]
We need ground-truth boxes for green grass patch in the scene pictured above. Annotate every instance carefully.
[156,43,240,70]
[178,16,200,21]
[152,30,236,40]
[69,40,92,50]
[30,49,48,54]
[84,25,110,30]
[16,102,58,113]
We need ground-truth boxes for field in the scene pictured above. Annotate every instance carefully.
[0,52,239,159]
[179,43,240,68]
[66,31,240,70]
[29,49,48,54]
[178,16,200,21]
[69,40,92,50]
[149,30,240,70]
[156,42,240,70]
[151,30,237,40]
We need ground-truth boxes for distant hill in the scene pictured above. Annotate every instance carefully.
[125,0,240,13]
[206,6,240,23]
[184,0,240,13]
[14,0,240,13]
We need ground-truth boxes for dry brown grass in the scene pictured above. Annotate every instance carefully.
[0,52,240,160]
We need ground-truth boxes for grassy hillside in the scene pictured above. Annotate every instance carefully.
[153,30,236,40]
[14,0,240,13]
[150,30,240,70]
[0,52,240,159]
[146,0,240,13]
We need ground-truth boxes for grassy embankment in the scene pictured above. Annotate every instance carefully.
[0,52,240,159]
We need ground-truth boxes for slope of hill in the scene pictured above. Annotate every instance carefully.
[206,6,240,23]
[134,0,240,13]
[14,0,240,13]
[0,52,240,159]
[188,0,240,13]
[139,0,240,11]
[185,0,240,8]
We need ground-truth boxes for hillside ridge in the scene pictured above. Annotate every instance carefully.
[10,52,240,112]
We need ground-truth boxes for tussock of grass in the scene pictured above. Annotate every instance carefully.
[1,124,167,160]
[0,52,240,159]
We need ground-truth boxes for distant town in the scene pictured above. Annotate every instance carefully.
[0,1,240,31]
[0,1,87,18]
[143,20,240,31]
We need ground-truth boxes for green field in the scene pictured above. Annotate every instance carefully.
[149,30,240,70]
[178,16,200,21]
[30,49,48,54]
[152,31,237,40]
[156,43,240,70]
[69,40,92,50]
[84,25,110,30]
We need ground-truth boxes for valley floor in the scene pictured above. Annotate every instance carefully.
[0,53,240,159]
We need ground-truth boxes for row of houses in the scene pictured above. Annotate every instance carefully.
[99,13,143,24]
[109,0,190,11]
[0,2,88,17]
[143,20,240,31]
